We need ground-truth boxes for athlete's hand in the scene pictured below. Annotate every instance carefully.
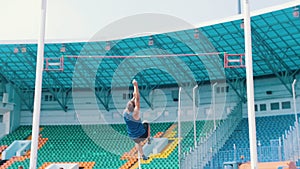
[132,79,138,86]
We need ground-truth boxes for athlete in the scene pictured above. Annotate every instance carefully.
[123,79,151,160]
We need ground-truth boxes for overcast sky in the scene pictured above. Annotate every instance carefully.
[0,0,295,41]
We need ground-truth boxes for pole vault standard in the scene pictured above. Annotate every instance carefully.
[212,82,218,130]
[292,79,299,157]
[193,85,198,148]
[178,87,182,169]
[243,0,258,168]
[29,0,47,168]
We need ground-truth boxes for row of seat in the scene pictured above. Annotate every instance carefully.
[38,122,174,168]
[205,114,297,168]
[0,120,216,169]
[0,126,32,146]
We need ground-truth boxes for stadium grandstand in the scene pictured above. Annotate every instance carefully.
[0,0,300,169]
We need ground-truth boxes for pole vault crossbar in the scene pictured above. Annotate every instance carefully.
[65,52,226,59]
[45,52,245,72]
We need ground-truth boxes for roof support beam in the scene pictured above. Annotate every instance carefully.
[16,88,34,112]
[44,76,70,112]
[153,38,196,100]
[204,60,247,103]
[186,30,247,102]
[67,55,110,111]
[252,28,295,95]
[0,73,34,112]
[21,46,72,112]
[0,56,35,112]
[46,86,70,112]
[226,78,247,103]
[138,77,154,110]
[95,83,110,111]
[108,45,155,109]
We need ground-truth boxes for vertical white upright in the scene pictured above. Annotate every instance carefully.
[138,151,142,169]
[193,85,198,148]
[292,79,299,156]
[29,0,47,168]
[243,0,258,168]
[212,83,217,130]
[178,87,182,169]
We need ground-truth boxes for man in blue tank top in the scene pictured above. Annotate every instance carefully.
[123,79,151,161]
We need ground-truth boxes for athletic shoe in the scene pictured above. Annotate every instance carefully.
[142,155,149,160]
[147,137,153,144]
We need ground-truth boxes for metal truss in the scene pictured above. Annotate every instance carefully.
[107,44,155,109]
[0,73,34,112]
[66,45,111,111]
[22,45,73,112]
[153,37,196,100]
[252,28,298,95]
[185,29,248,103]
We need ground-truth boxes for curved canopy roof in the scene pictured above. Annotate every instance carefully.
[0,2,299,92]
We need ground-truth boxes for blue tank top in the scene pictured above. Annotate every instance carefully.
[123,111,146,139]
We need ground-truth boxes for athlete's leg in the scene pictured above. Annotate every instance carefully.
[135,142,149,160]
[143,121,151,144]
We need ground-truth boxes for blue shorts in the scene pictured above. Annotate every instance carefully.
[133,122,149,143]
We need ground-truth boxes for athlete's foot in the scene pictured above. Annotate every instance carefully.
[142,155,149,160]
[147,137,152,144]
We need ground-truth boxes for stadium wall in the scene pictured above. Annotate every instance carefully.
[19,83,238,125]
[18,75,300,126]
[244,76,299,117]
[0,83,21,137]
[9,84,22,131]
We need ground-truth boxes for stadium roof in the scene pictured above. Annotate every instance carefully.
[0,1,299,111]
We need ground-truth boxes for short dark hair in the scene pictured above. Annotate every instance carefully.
[127,100,135,112]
